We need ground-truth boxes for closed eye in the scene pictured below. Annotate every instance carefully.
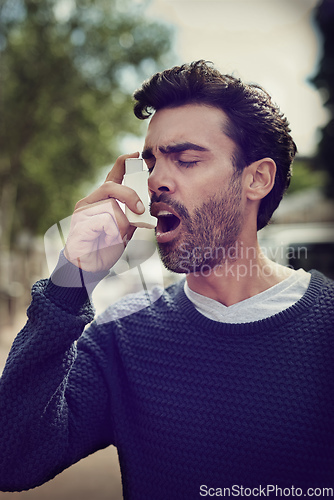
[148,160,199,173]
[177,160,199,168]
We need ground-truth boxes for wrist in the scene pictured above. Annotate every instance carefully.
[53,250,108,284]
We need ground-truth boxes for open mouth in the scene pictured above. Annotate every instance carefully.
[157,210,181,234]
[150,202,182,242]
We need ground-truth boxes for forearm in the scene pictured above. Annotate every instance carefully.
[0,268,112,491]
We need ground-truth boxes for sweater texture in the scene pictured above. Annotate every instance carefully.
[0,270,333,498]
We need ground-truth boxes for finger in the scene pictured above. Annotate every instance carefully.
[71,200,130,240]
[105,152,140,184]
[74,198,121,217]
[75,184,145,215]
[72,214,122,244]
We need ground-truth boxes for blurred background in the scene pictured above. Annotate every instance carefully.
[0,0,333,498]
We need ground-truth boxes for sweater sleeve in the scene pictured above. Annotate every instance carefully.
[0,273,115,492]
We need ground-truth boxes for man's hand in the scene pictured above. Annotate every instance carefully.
[64,153,146,272]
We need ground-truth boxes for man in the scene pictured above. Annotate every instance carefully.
[0,61,333,498]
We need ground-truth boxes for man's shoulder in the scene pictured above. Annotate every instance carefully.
[306,270,334,322]
[95,278,185,325]
[310,269,334,294]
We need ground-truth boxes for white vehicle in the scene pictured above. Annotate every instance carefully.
[259,222,334,279]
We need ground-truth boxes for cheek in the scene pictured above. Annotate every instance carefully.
[192,175,230,200]
[177,167,237,210]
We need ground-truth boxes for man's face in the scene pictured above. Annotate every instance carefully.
[143,104,245,274]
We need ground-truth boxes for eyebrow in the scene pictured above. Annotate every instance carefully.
[142,142,209,159]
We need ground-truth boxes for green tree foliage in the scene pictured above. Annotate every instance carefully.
[311,0,334,197]
[0,0,172,249]
[288,157,327,194]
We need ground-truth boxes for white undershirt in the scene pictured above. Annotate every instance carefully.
[184,268,311,323]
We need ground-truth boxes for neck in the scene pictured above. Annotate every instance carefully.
[186,241,294,307]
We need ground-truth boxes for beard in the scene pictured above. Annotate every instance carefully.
[153,173,244,274]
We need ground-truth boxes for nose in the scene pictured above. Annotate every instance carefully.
[148,161,176,198]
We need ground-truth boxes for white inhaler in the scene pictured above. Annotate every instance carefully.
[124,158,156,229]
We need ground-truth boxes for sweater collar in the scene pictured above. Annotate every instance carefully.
[171,270,331,335]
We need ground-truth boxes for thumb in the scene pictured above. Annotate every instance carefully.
[105,152,140,184]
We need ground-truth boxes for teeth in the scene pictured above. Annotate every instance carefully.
[157,210,173,217]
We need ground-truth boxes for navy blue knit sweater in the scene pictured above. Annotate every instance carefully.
[0,270,333,498]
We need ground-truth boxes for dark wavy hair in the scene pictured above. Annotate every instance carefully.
[133,60,297,230]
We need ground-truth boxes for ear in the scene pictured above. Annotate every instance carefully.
[244,158,276,201]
